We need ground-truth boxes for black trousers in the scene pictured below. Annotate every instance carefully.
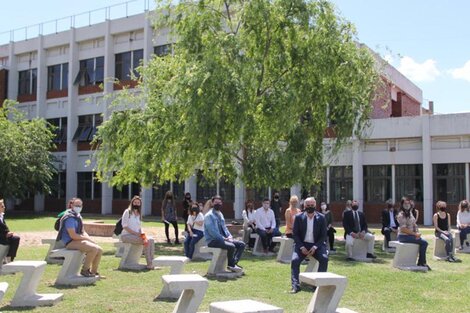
[3,235,20,260]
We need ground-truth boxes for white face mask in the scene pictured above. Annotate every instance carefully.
[321,205,327,210]
[73,206,82,214]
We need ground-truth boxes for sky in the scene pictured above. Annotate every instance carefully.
[1,0,469,114]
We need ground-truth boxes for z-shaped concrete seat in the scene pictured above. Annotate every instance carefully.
[0,282,8,302]
[153,256,190,299]
[162,274,208,313]
[192,238,212,261]
[273,236,293,264]
[118,243,146,270]
[199,246,243,278]
[41,239,65,264]
[210,299,283,313]
[2,261,63,307]
[389,241,428,272]
[0,244,9,274]
[50,249,98,286]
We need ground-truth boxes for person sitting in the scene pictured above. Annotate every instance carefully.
[0,199,20,263]
[204,195,245,272]
[433,201,459,262]
[320,202,336,252]
[255,198,282,254]
[184,204,205,259]
[242,201,256,248]
[397,196,430,270]
[57,198,104,278]
[120,196,155,269]
[342,200,376,260]
[290,196,328,294]
[285,195,301,239]
[456,199,470,250]
[381,199,398,249]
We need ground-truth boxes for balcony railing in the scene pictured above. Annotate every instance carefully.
[0,0,154,45]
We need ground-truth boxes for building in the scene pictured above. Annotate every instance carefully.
[0,2,469,225]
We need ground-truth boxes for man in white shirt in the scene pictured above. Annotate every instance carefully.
[255,198,282,254]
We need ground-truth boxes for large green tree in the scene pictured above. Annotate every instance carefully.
[94,0,380,189]
[0,101,56,199]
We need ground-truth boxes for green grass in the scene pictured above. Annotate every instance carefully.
[1,217,468,313]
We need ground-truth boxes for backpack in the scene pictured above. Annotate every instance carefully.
[114,218,123,236]
[54,217,61,231]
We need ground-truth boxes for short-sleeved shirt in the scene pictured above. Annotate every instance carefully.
[61,217,80,245]
[187,213,204,232]
[122,209,141,235]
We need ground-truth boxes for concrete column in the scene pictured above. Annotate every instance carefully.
[465,163,470,200]
[101,182,113,215]
[290,184,302,200]
[391,164,396,203]
[422,115,433,225]
[102,20,114,119]
[7,42,18,101]
[184,174,197,200]
[326,167,330,204]
[352,138,364,211]
[36,35,46,118]
[234,178,245,219]
[141,187,153,216]
[65,28,78,201]
[143,15,154,65]
[33,193,45,213]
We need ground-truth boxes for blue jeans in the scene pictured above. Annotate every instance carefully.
[397,234,428,265]
[458,226,470,247]
[257,228,282,251]
[291,243,328,291]
[184,229,204,259]
[207,238,245,267]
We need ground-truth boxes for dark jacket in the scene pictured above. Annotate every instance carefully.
[292,212,327,249]
[343,210,368,236]
[381,209,398,232]
[0,216,11,244]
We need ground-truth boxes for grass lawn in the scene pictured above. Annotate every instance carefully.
[0,217,468,313]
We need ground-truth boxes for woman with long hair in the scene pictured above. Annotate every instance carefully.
[121,196,155,269]
[321,201,336,252]
[284,195,301,238]
[242,201,256,248]
[184,203,205,259]
[456,199,470,250]
[396,196,430,270]
[161,191,180,244]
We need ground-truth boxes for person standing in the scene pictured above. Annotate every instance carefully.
[320,202,336,252]
[290,197,328,294]
[342,200,376,260]
[204,195,245,272]
[182,192,192,234]
[381,199,398,249]
[57,198,104,278]
[271,192,283,229]
[0,199,20,263]
[161,191,180,244]
[120,196,155,269]
[255,198,282,254]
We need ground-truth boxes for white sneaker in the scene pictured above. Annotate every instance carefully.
[227,265,243,273]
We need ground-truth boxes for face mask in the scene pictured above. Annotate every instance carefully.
[73,206,82,214]
[305,206,315,214]
[403,204,411,210]
[213,204,222,211]
[351,205,359,211]
[132,205,140,210]
[274,196,279,200]
[321,205,327,210]
[439,207,446,212]
[185,196,191,200]
[387,205,393,209]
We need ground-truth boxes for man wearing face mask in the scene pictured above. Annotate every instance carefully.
[57,198,104,278]
[381,199,398,249]
[342,200,376,261]
[204,195,245,273]
[255,198,282,254]
[290,197,328,294]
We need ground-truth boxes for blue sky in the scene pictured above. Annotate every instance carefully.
[1,0,469,114]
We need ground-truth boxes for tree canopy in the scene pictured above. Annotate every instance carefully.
[0,101,56,199]
[94,0,380,189]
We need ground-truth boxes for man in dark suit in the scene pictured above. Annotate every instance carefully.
[0,199,20,262]
[381,199,398,249]
[342,200,376,260]
[290,197,328,294]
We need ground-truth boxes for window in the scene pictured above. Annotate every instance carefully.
[47,63,68,91]
[115,49,143,81]
[113,182,140,200]
[18,69,37,95]
[196,173,217,201]
[433,163,465,203]
[304,169,327,202]
[48,171,66,199]
[74,57,104,86]
[219,179,235,202]
[47,117,67,144]
[154,44,172,57]
[329,166,353,202]
[396,164,423,201]
[72,114,102,142]
[364,165,392,202]
[153,180,184,200]
[77,172,101,200]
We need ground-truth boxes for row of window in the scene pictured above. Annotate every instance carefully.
[18,44,172,96]
[48,163,468,204]
[47,114,103,144]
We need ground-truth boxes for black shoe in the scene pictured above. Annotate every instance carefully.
[366,253,377,259]
[175,240,181,245]
[346,257,355,262]
[166,239,171,244]
[330,248,336,252]
[418,263,432,271]
[289,288,300,294]
[446,256,455,262]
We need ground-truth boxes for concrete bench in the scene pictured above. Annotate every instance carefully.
[192,238,212,261]
[389,241,428,272]
[2,261,63,307]
[0,282,8,302]
[210,299,283,313]
[41,239,65,264]
[161,274,208,313]
[118,242,146,271]
[250,233,275,256]
[153,256,190,299]
[50,249,99,286]
[0,244,9,274]
[433,237,448,260]
[199,246,243,278]
[305,258,319,273]
[273,236,293,263]
[382,231,397,252]
[114,241,125,257]
[299,272,357,313]
[349,238,373,262]
[454,230,470,253]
